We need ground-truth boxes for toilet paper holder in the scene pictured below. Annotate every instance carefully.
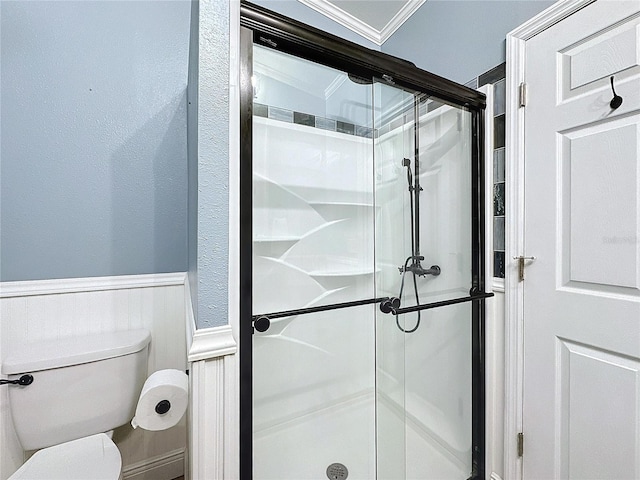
[155,400,171,415]
[152,369,188,415]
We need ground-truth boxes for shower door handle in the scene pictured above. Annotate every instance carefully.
[513,256,535,282]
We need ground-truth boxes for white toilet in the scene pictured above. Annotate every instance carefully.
[2,329,151,480]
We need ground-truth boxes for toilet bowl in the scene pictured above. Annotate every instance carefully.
[2,329,151,480]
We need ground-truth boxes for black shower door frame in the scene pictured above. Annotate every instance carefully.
[238,2,489,479]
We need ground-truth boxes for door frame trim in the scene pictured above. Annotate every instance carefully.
[504,1,597,478]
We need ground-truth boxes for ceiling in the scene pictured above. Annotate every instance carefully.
[298,0,426,46]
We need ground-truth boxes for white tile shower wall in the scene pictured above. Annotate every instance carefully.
[0,273,188,480]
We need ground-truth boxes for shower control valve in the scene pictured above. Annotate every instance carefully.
[398,258,441,277]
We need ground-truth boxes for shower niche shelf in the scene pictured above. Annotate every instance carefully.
[253,117,376,316]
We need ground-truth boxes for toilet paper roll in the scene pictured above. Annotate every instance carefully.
[131,369,188,431]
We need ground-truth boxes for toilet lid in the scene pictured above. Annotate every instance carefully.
[10,433,121,480]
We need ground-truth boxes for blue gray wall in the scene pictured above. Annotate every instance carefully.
[382,0,555,84]
[188,0,230,329]
[0,0,191,281]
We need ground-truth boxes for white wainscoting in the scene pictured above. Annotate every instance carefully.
[185,277,238,480]
[0,273,188,480]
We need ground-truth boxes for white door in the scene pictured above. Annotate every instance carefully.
[522,1,640,478]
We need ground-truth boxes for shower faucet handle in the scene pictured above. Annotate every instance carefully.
[399,260,441,277]
[421,265,441,276]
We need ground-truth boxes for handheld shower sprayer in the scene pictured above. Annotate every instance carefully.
[391,157,441,333]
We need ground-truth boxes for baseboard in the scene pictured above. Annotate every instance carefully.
[122,448,185,480]
[0,272,187,298]
[491,473,504,480]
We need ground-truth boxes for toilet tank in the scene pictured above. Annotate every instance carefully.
[2,329,151,451]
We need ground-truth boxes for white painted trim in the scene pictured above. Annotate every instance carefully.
[189,355,234,479]
[122,448,185,480]
[378,0,426,44]
[504,2,595,479]
[504,25,527,480]
[480,83,500,480]
[491,473,504,480]
[222,353,239,479]
[298,0,381,44]
[0,272,187,298]
[508,0,595,42]
[297,0,425,46]
[188,324,237,362]
[183,240,236,363]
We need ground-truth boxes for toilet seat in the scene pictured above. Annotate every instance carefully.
[9,433,121,480]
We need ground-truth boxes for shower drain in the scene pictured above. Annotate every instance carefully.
[326,463,348,480]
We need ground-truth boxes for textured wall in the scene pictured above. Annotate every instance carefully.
[382,0,555,84]
[0,1,190,281]
[191,0,230,329]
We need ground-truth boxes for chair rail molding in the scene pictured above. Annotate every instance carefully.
[0,272,187,298]
[504,1,596,479]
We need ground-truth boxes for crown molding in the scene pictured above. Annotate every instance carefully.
[379,0,426,44]
[298,0,425,46]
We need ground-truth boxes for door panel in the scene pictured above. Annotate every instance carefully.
[523,1,640,478]
[556,339,640,479]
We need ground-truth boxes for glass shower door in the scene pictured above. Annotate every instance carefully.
[251,44,379,480]
[374,81,475,479]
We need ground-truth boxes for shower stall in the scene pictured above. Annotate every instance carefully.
[239,3,490,479]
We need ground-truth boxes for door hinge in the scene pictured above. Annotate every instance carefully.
[517,432,524,457]
[518,82,527,108]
